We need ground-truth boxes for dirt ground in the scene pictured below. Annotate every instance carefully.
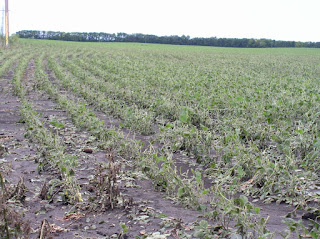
[0,62,312,239]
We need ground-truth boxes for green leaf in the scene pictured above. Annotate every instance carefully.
[183,131,191,137]
[237,166,245,177]
[313,140,320,148]
[198,204,207,212]
[178,187,185,197]
[199,220,208,228]
[269,162,276,169]
[239,195,249,205]
[179,107,190,123]
[166,123,174,128]
[120,222,128,234]
[179,114,188,123]
[193,231,204,238]
[156,213,167,218]
[201,124,208,131]
[202,189,210,195]
[311,231,319,239]
[195,171,202,182]
[155,156,166,164]
[254,207,261,214]
[50,120,64,128]
[236,96,244,102]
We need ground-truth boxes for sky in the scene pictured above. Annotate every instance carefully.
[1,0,320,42]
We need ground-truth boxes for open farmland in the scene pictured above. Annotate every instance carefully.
[0,39,319,238]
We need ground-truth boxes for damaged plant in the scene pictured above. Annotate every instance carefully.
[87,150,132,212]
[0,172,31,239]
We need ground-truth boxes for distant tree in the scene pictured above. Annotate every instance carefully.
[15,30,320,48]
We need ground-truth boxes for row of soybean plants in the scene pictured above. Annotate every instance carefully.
[61,45,320,205]
[0,49,24,76]
[4,49,82,204]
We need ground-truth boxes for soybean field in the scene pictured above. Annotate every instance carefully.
[0,39,319,238]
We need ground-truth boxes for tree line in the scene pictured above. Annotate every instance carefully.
[16,30,320,48]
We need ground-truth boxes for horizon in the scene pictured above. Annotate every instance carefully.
[16,30,320,43]
[2,0,320,42]
[15,30,320,44]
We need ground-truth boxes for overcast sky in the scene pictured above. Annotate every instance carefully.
[1,0,320,42]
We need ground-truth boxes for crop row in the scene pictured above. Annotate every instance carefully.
[9,52,82,203]
[0,52,23,77]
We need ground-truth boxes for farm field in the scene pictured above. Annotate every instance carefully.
[0,39,320,238]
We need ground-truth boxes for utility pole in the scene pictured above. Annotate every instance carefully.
[1,5,4,36]
[5,0,9,47]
